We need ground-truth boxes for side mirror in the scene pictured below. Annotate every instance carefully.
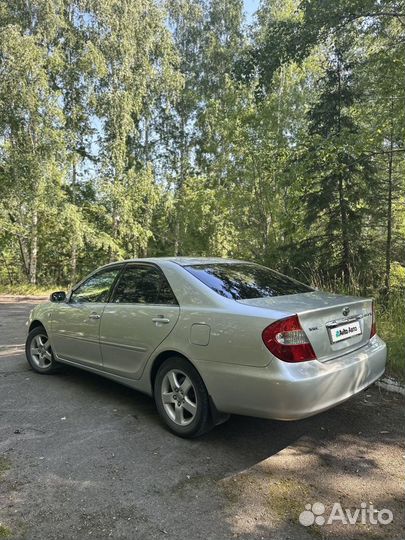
[50,291,66,303]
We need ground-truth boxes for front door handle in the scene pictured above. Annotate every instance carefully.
[152,316,170,325]
[89,312,101,320]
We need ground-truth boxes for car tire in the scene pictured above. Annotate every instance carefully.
[25,326,60,374]
[154,356,212,438]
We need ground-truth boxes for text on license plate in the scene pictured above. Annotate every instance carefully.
[330,320,362,343]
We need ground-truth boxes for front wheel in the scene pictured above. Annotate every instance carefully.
[26,326,60,374]
[154,356,212,438]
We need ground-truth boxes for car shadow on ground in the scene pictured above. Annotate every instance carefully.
[54,362,402,479]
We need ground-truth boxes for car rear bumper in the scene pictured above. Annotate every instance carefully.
[199,336,387,420]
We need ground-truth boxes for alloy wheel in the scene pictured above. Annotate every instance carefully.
[30,333,53,368]
[161,369,198,426]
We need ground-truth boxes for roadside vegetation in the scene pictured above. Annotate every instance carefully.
[0,1,403,378]
[0,284,59,297]
[377,291,405,381]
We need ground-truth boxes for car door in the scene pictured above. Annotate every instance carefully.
[51,265,122,367]
[100,264,180,379]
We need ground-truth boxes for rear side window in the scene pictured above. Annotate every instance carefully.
[111,265,177,305]
[184,263,313,300]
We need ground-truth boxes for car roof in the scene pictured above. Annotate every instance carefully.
[103,256,248,267]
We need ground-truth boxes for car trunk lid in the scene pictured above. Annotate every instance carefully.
[238,291,373,362]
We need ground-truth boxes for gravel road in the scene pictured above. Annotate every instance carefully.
[0,298,403,539]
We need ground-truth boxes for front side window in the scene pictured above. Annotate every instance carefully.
[184,263,313,300]
[111,265,177,305]
[70,267,121,304]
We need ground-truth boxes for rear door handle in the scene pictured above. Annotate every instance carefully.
[89,312,101,320]
[152,317,170,324]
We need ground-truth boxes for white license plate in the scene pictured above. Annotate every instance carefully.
[330,320,362,343]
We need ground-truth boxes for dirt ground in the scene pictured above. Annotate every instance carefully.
[0,297,403,540]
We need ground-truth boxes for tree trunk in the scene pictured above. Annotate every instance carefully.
[174,219,180,256]
[70,161,77,285]
[1,253,14,285]
[336,49,350,287]
[29,208,38,285]
[18,236,30,279]
[140,120,152,258]
[109,211,119,262]
[384,112,394,298]
[263,214,271,257]
[338,174,351,286]
[8,212,30,278]
[70,243,77,285]
[174,114,187,256]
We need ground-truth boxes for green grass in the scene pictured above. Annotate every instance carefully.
[0,525,12,538]
[0,283,64,296]
[222,473,312,524]
[0,457,11,478]
[377,292,405,382]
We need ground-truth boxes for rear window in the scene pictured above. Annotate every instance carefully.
[184,263,313,300]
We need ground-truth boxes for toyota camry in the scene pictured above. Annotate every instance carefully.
[26,258,386,437]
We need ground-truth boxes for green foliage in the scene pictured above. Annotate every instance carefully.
[0,0,404,373]
[0,283,61,296]
[377,289,405,381]
[299,48,379,285]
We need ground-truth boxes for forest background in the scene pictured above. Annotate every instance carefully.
[0,0,404,377]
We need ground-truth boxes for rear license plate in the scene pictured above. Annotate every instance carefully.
[329,320,362,343]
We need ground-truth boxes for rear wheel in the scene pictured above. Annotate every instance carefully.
[154,356,212,438]
[26,326,59,374]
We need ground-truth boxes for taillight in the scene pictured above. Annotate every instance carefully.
[262,314,316,363]
[370,300,376,338]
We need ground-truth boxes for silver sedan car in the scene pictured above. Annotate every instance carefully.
[26,257,386,437]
